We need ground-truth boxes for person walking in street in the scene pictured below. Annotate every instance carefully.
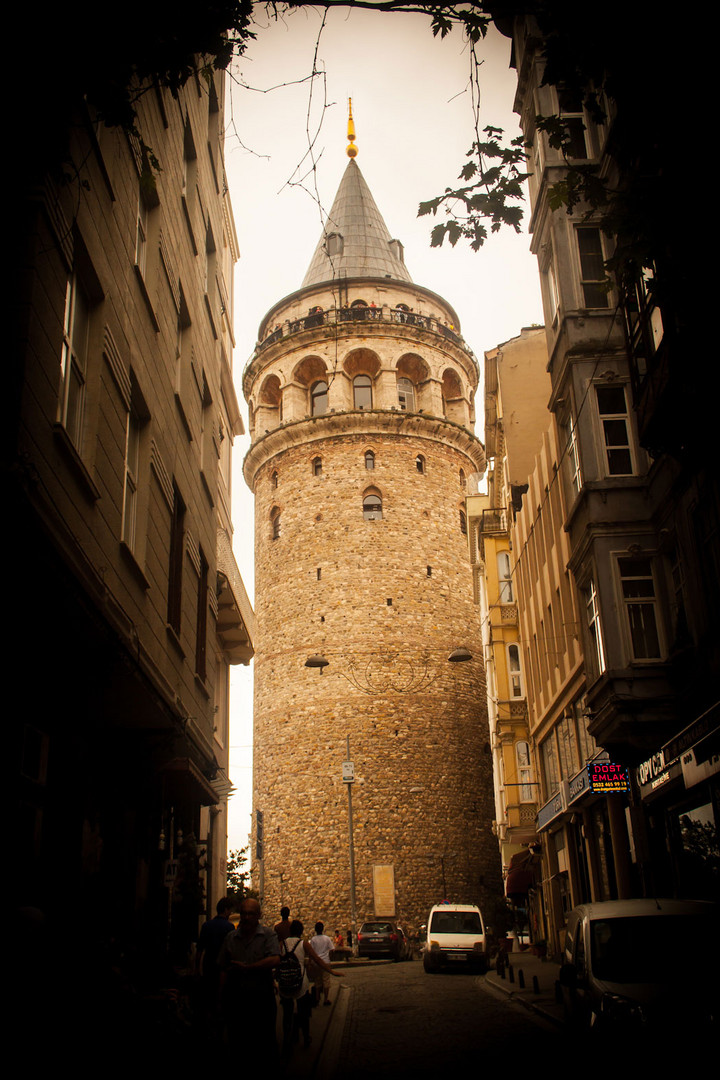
[277,919,343,1056]
[274,906,292,942]
[217,898,281,1058]
[309,922,335,1006]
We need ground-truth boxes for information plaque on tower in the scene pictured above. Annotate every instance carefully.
[342,761,355,783]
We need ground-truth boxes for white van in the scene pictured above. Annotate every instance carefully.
[423,903,488,973]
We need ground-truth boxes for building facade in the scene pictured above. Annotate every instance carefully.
[468,329,548,929]
[488,11,719,953]
[12,67,253,980]
[243,151,502,933]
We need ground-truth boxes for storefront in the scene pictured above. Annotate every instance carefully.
[634,703,719,900]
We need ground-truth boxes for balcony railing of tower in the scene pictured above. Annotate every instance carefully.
[255,304,469,354]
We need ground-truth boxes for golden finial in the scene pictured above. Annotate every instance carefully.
[347,97,358,158]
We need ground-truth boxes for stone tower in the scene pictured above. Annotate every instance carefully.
[243,143,501,931]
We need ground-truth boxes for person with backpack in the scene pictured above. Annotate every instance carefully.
[277,919,342,1055]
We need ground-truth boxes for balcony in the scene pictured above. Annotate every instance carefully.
[479,507,508,536]
[255,304,468,354]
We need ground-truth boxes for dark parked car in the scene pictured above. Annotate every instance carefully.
[357,920,409,961]
[558,898,719,1034]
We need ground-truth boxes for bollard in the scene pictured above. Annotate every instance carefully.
[508,963,515,984]
[533,975,540,995]
[517,968,525,989]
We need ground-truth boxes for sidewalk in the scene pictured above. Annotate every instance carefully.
[275,958,373,1079]
[483,948,564,1026]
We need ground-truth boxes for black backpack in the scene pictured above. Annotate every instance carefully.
[278,938,304,994]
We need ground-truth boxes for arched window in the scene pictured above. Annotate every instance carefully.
[507,644,524,698]
[498,551,514,603]
[353,374,373,410]
[416,454,425,474]
[312,457,322,476]
[397,377,415,412]
[270,507,281,540]
[365,450,375,471]
[460,509,467,535]
[459,469,466,489]
[363,491,383,520]
[271,470,279,489]
[311,380,328,416]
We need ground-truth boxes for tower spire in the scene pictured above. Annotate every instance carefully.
[347,97,358,158]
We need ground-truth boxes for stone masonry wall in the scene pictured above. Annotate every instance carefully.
[250,424,502,934]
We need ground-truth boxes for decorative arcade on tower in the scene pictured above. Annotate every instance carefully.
[243,110,502,931]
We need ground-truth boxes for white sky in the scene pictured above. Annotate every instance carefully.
[223,6,544,855]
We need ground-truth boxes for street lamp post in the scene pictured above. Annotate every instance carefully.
[343,737,358,954]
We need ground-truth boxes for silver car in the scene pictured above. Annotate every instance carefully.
[558,898,718,1033]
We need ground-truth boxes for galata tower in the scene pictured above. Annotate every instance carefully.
[243,118,501,933]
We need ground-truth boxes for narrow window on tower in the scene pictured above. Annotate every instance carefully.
[311,380,328,416]
[312,456,322,476]
[460,509,467,535]
[397,377,415,412]
[270,506,281,540]
[416,455,425,474]
[363,490,382,520]
[364,450,375,471]
[353,374,372,410]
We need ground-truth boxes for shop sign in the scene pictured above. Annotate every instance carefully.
[568,768,590,804]
[662,703,719,763]
[536,782,568,831]
[587,761,629,793]
[636,751,667,789]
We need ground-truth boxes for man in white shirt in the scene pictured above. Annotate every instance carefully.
[309,921,335,1006]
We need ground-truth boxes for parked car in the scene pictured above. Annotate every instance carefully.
[423,903,488,973]
[558,898,719,1033]
[357,920,410,961]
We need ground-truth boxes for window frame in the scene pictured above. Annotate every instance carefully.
[311,380,328,416]
[58,273,90,450]
[595,382,635,477]
[615,554,663,661]
[363,490,383,521]
[575,227,610,309]
[353,373,372,410]
[584,576,607,680]
[397,377,416,412]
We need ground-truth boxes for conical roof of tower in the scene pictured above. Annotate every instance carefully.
[302,158,413,287]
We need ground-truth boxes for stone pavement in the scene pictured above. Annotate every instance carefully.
[276,950,565,1077]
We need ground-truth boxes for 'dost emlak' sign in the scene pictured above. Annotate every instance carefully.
[587,761,630,793]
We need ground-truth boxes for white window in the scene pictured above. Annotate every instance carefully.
[596,384,633,475]
[547,260,560,324]
[507,644,524,698]
[497,551,514,603]
[122,406,141,550]
[558,88,589,159]
[515,741,534,802]
[585,578,606,678]
[397,377,415,412]
[135,197,148,277]
[353,374,372,410]
[564,414,582,497]
[59,274,90,449]
[576,228,609,308]
[618,556,662,659]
